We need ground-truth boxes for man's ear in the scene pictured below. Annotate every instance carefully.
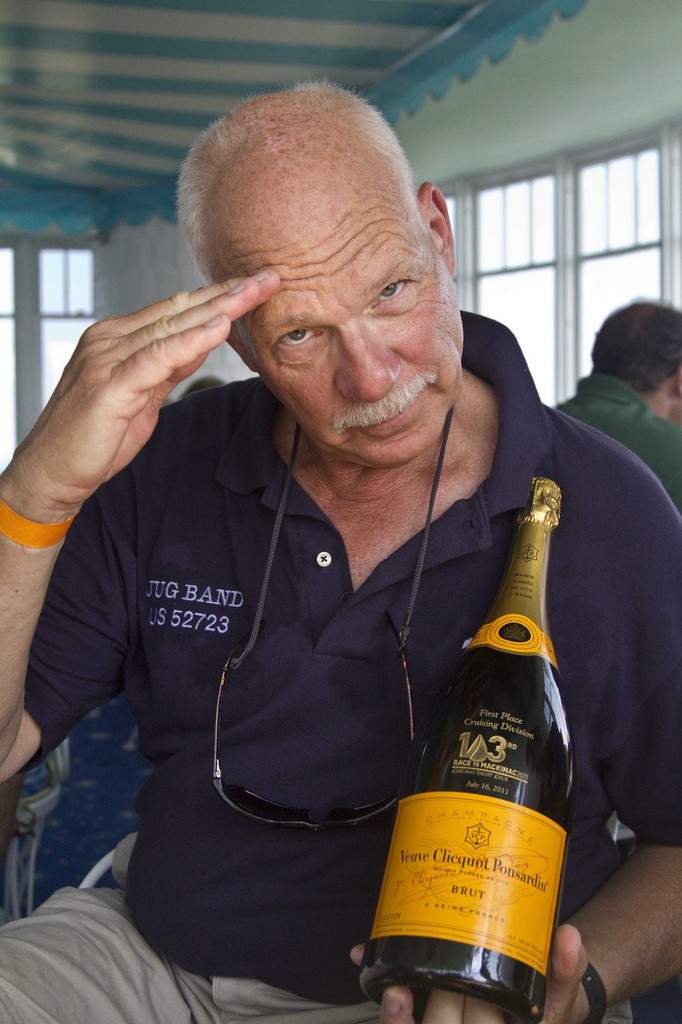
[416,182,456,278]
[227,320,259,373]
[664,362,682,427]
[672,361,682,398]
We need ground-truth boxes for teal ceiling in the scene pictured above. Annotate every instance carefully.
[0,0,589,233]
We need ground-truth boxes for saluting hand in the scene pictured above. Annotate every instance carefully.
[3,269,279,522]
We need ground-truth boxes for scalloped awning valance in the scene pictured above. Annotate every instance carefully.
[0,0,589,234]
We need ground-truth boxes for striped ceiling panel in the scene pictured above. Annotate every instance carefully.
[0,0,589,232]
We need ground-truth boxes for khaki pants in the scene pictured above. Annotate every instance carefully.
[0,875,632,1024]
[0,885,381,1024]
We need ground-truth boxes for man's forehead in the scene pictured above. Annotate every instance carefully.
[215,157,423,274]
[248,245,422,332]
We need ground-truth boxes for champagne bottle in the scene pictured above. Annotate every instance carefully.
[360,477,573,1023]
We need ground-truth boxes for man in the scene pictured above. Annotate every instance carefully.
[0,83,681,1024]
[559,301,682,509]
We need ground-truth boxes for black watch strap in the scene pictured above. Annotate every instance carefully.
[581,962,607,1024]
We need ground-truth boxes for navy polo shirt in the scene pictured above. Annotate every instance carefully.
[26,312,682,1003]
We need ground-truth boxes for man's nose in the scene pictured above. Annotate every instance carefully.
[333,327,401,403]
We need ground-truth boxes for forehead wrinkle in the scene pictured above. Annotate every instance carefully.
[226,196,419,278]
[256,240,420,337]
[293,226,415,281]
[270,224,421,308]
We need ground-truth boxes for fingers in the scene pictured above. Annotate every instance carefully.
[542,924,588,1023]
[87,268,279,384]
[380,986,418,1024]
[146,268,279,350]
[366,980,504,1024]
[105,276,263,395]
[350,944,364,967]
[422,988,465,1024]
[460,996,505,1024]
[101,269,278,338]
[550,924,586,984]
[378,986,505,1024]
[423,989,504,1024]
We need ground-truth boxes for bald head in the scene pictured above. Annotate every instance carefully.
[177,82,418,283]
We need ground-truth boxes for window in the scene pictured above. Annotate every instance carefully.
[578,149,661,375]
[443,126,678,404]
[39,248,95,404]
[0,241,95,470]
[475,176,556,403]
[0,248,16,469]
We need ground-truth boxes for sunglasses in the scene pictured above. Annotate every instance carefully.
[212,630,414,830]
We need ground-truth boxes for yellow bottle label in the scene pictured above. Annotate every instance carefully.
[467,613,558,669]
[370,792,566,974]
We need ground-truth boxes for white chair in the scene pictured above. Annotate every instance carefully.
[78,848,115,888]
[78,833,135,890]
[2,739,70,920]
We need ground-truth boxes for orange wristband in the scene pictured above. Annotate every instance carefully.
[0,497,75,549]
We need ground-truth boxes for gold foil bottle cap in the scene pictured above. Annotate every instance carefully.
[518,477,561,529]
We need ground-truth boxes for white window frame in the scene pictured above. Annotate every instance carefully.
[0,235,96,448]
[440,120,682,404]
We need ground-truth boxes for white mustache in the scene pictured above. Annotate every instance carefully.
[329,370,438,434]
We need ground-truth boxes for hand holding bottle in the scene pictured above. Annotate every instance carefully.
[352,924,588,1024]
[352,929,585,1024]
[360,479,573,1022]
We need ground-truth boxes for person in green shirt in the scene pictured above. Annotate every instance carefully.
[559,301,682,511]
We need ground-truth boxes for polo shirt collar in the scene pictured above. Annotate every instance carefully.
[215,381,291,511]
[460,312,553,518]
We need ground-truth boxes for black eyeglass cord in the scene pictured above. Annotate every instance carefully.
[397,405,454,657]
[231,406,454,670]
[230,422,301,670]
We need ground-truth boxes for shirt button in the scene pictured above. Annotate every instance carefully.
[316,551,332,567]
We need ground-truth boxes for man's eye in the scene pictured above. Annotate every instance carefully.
[284,328,312,344]
[380,281,404,299]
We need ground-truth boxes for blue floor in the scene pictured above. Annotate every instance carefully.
[13,693,151,904]
[4,696,682,1020]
